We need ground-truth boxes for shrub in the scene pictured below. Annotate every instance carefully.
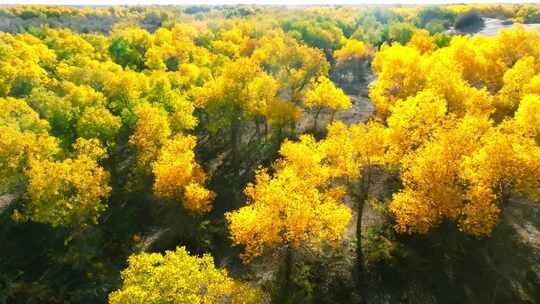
[455,10,485,33]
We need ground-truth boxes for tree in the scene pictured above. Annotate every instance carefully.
[251,31,329,106]
[17,138,111,228]
[109,27,152,71]
[76,106,122,148]
[226,135,351,300]
[0,97,59,194]
[390,115,540,236]
[128,102,171,182]
[303,76,351,131]
[388,22,417,45]
[406,29,436,54]
[320,121,386,290]
[109,247,263,304]
[196,58,279,175]
[369,44,426,119]
[152,134,214,213]
[227,135,351,260]
[385,90,448,163]
[454,10,484,33]
[514,94,540,137]
[494,56,537,120]
[415,6,456,31]
[333,39,371,84]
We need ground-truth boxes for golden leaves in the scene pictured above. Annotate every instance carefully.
[152,134,214,213]
[109,247,263,304]
[22,138,111,227]
[304,76,351,112]
[333,39,370,66]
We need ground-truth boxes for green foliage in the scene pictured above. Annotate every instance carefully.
[389,22,417,45]
[109,37,145,71]
[432,32,451,48]
[352,8,402,46]
[415,6,456,28]
[455,10,485,33]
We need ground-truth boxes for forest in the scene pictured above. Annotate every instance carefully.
[0,3,539,304]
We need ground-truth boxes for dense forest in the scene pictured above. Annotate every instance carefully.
[0,3,539,304]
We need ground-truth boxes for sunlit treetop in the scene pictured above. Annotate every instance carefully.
[109,247,263,304]
[303,76,352,116]
[369,43,425,119]
[16,138,111,228]
[152,134,215,213]
[406,29,436,54]
[333,39,371,66]
[390,112,540,237]
[227,135,351,261]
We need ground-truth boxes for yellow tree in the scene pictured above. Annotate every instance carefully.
[369,44,426,119]
[251,31,329,106]
[196,58,279,175]
[406,29,436,54]
[385,90,448,164]
[226,135,351,300]
[129,102,213,213]
[390,115,540,237]
[494,56,537,120]
[333,39,371,84]
[109,247,263,304]
[128,102,171,190]
[460,126,540,236]
[514,94,540,137]
[76,106,122,148]
[303,76,351,131]
[320,120,386,286]
[152,134,215,213]
[18,138,111,228]
[0,97,59,194]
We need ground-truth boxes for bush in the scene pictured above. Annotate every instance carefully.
[454,10,485,33]
[389,22,416,45]
[425,20,446,35]
[433,32,451,48]
[415,6,456,28]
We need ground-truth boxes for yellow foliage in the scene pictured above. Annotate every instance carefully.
[23,138,111,227]
[494,56,538,119]
[514,94,540,136]
[386,90,448,163]
[390,113,540,237]
[333,39,370,66]
[406,30,435,54]
[265,99,302,130]
[227,135,352,261]
[227,166,351,261]
[152,134,214,213]
[320,121,386,181]
[109,247,263,304]
[304,76,351,113]
[129,102,171,174]
[369,44,426,119]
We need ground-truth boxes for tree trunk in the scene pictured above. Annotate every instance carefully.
[355,166,371,299]
[230,117,240,180]
[279,246,293,303]
[264,121,269,143]
[313,108,322,132]
[355,188,367,289]
[255,117,261,143]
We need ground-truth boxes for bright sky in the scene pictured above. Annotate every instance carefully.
[2,0,539,5]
